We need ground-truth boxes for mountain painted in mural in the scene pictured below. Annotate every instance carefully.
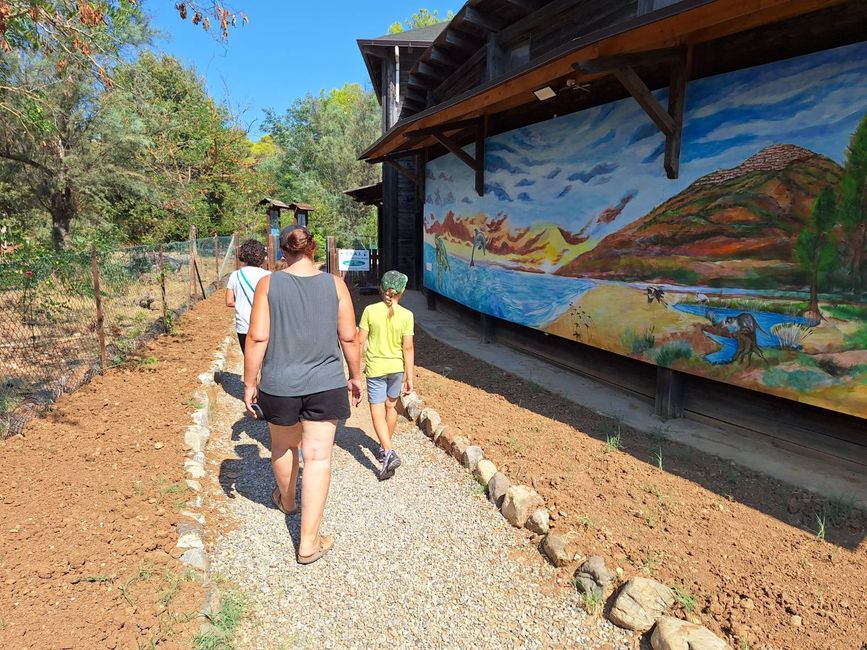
[558,144,844,286]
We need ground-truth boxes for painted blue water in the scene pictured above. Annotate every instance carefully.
[674,304,810,363]
[423,243,594,328]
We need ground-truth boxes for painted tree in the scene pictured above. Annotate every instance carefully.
[387,8,454,34]
[839,114,867,291]
[796,186,838,318]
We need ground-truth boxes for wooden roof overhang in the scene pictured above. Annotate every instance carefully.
[343,183,384,207]
[360,0,853,183]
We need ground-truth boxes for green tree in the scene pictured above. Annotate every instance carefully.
[840,114,867,291]
[796,186,838,317]
[0,12,151,248]
[387,8,454,34]
[264,84,380,247]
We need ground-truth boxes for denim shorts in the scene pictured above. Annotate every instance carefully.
[366,373,403,404]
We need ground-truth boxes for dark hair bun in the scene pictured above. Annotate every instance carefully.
[280,225,317,256]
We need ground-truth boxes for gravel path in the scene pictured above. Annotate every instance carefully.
[208,345,632,649]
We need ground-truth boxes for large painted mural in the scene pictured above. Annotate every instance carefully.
[423,41,867,419]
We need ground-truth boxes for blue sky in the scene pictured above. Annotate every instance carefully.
[426,41,867,240]
[145,1,457,138]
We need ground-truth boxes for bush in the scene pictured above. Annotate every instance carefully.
[771,323,812,350]
[655,340,693,368]
[621,326,656,355]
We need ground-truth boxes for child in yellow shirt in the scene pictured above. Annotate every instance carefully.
[358,271,414,481]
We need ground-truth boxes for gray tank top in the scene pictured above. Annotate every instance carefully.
[258,271,347,397]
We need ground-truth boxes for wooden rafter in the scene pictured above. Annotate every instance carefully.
[375,155,423,188]
[464,6,500,32]
[409,116,487,196]
[573,46,691,179]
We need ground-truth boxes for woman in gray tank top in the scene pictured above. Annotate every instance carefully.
[243,225,362,565]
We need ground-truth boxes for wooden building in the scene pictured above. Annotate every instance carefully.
[353,1,867,463]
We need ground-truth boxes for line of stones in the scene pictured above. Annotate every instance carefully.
[174,334,233,628]
[399,392,731,650]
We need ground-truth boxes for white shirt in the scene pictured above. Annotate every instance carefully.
[227,267,270,333]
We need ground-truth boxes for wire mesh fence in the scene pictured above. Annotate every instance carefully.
[0,234,237,438]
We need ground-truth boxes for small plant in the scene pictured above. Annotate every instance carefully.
[604,433,622,453]
[641,552,661,576]
[578,588,603,615]
[507,433,524,454]
[80,574,116,583]
[771,322,812,350]
[814,512,827,541]
[577,515,595,529]
[655,340,693,368]
[724,467,741,484]
[643,510,656,529]
[195,590,247,650]
[621,326,656,354]
[672,585,697,613]
[139,355,158,368]
[469,481,487,496]
[654,447,664,470]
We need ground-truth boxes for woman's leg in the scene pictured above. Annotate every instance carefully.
[384,396,399,440]
[269,423,301,512]
[298,419,337,556]
[369,402,391,452]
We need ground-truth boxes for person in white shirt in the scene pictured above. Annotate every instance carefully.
[225,240,270,353]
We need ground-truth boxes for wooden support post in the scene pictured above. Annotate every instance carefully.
[480,313,495,344]
[326,236,338,275]
[159,244,168,333]
[426,290,437,311]
[476,116,487,197]
[664,47,691,179]
[234,232,240,270]
[655,367,685,419]
[188,225,197,303]
[90,246,107,371]
[213,233,220,288]
[266,233,275,271]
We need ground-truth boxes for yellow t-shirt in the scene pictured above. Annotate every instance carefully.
[359,301,414,378]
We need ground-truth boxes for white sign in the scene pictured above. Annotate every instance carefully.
[338,249,370,272]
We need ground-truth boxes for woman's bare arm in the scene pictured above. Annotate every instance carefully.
[334,276,362,405]
[243,275,271,413]
[225,288,235,308]
[402,335,415,394]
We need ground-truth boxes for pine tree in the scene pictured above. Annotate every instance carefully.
[796,186,838,318]
[840,115,867,291]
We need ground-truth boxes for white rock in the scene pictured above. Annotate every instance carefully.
[473,459,497,485]
[542,531,580,567]
[501,485,544,528]
[651,616,728,650]
[180,548,209,572]
[609,577,676,632]
[462,446,484,471]
[176,531,205,549]
[527,507,550,534]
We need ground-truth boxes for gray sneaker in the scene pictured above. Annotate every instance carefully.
[376,445,386,462]
[378,450,402,481]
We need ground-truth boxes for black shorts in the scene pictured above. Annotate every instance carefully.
[256,387,350,426]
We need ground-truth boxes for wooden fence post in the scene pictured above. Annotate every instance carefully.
[655,367,685,419]
[326,236,337,275]
[480,313,495,344]
[213,233,220,288]
[189,225,197,302]
[159,244,168,333]
[234,232,241,270]
[90,246,107,370]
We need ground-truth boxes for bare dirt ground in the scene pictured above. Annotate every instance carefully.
[0,294,232,649]
[346,288,867,650]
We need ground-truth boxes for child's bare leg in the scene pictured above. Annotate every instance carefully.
[385,397,399,439]
[369,402,392,452]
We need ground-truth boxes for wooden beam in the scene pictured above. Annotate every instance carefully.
[363,0,846,162]
[613,66,675,136]
[572,47,684,74]
[444,28,481,53]
[463,6,501,32]
[433,46,486,102]
[475,115,487,197]
[428,47,461,68]
[499,0,537,15]
[664,46,691,179]
[416,61,446,81]
[383,158,422,188]
[404,117,482,139]
[431,130,478,172]
[497,0,577,44]
[486,32,504,82]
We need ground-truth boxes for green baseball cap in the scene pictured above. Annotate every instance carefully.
[381,270,408,293]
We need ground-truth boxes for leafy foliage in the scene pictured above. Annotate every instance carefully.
[796,186,838,312]
[264,84,380,247]
[387,8,454,34]
[839,114,867,289]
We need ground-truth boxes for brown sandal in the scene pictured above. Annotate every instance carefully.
[271,487,297,516]
[296,535,334,565]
